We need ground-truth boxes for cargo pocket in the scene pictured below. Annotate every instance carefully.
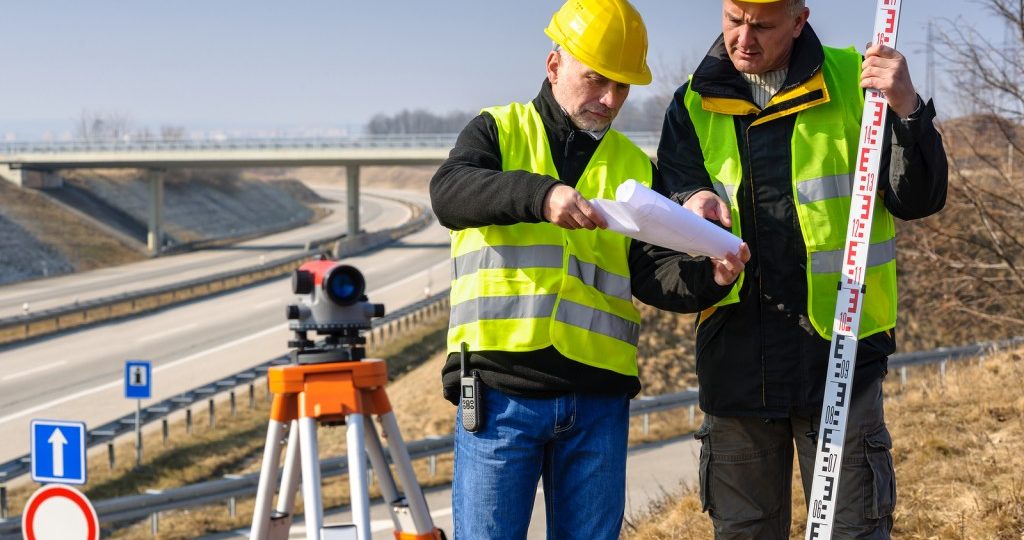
[694,420,712,513]
[863,423,896,520]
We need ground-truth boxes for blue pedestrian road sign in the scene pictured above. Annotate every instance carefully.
[31,419,87,485]
[125,360,152,399]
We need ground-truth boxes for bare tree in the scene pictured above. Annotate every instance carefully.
[897,2,1024,349]
[76,110,134,140]
[365,109,476,135]
[160,125,186,140]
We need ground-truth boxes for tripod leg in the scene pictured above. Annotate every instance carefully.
[250,418,286,540]
[297,417,324,540]
[346,413,372,540]
[273,420,302,524]
[379,411,435,534]
[363,416,403,531]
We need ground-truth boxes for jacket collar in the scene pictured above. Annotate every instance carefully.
[690,24,828,124]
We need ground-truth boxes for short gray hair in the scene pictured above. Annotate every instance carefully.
[788,0,806,15]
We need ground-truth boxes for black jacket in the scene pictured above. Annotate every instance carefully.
[431,80,725,404]
[657,25,948,417]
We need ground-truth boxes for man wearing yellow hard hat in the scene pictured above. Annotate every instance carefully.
[430,0,748,538]
[657,0,948,537]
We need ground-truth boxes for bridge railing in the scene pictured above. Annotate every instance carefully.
[0,132,661,155]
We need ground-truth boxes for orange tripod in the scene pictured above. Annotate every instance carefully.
[249,359,444,540]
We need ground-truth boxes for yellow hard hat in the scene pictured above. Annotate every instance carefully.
[544,0,652,86]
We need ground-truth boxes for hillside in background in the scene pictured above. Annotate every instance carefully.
[0,179,143,285]
[60,169,323,246]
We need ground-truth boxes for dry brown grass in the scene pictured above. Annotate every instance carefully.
[624,347,1024,539]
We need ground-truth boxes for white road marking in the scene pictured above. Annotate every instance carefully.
[134,323,199,344]
[2,361,67,382]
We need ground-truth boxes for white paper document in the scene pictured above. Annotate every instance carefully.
[590,179,742,259]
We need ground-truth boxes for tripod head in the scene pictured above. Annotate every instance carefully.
[286,256,385,363]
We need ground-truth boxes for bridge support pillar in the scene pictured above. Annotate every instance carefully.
[147,170,165,256]
[346,164,360,238]
[0,165,62,188]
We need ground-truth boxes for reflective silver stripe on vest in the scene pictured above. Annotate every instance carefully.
[810,238,896,275]
[555,299,640,345]
[566,255,632,301]
[796,174,854,204]
[711,181,732,207]
[449,294,558,328]
[452,245,564,280]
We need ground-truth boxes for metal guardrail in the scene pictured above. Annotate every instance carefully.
[0,132,662,155]
[0,196,431,346]
[1,334,1021,536]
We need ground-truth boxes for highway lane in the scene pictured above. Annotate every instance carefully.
[0,187,406,319]
[0,190,451,464]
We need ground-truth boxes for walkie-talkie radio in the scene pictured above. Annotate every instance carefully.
[460,342,482,432]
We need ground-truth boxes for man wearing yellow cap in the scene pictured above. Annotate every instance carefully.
[657,0,947,537]
[431,0,748,537]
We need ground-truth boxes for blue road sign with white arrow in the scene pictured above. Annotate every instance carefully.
[31,419,87,485]
[125,360,152,399]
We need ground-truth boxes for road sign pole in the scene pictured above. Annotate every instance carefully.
[136,399,143,467]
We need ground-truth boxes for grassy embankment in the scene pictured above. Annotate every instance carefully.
[0,178,143,271]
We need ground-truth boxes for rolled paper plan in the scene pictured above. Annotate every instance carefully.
[590,179,742,259]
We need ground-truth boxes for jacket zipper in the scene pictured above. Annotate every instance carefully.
[744,121,768,408]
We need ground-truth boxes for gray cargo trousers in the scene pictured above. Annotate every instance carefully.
[694,376,895,539]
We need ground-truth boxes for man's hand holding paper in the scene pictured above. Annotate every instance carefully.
[590,179,750,285]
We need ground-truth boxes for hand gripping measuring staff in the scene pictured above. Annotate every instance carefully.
[804,1,902,538]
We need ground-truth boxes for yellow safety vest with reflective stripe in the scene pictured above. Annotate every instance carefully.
[447,101,652,376]
[684,46,897,340]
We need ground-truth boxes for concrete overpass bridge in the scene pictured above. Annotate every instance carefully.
[0,133,659,254]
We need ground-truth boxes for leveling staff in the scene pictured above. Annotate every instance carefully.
[657,0,948,537]
[430,0,748,538]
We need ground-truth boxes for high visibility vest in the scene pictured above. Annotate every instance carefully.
[447,101,652,376]
[684,46,897,340]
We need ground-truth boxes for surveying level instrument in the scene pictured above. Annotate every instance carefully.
[803,1,903,538]
[250,257,445,540]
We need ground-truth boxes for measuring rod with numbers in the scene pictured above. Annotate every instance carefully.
[804,1,903,538]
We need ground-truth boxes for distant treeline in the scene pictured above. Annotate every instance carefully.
[365,95,669,135]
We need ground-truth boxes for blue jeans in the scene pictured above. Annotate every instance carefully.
[452,386,629,540]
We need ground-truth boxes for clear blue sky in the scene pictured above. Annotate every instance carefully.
[0,1,1006,139]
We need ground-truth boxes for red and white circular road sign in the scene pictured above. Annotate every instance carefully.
[21,485,99,540]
